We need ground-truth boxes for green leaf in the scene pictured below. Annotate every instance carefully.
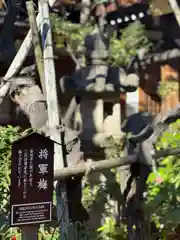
[146,119,180,234]
[0,141,5,150]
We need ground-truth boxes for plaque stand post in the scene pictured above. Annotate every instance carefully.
[22,226,39,240]
[20,1,44,239]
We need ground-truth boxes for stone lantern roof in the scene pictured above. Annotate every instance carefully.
[60,28,139,95]
[84,29,110,63]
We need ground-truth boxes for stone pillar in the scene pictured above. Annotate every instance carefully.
[80,98,104,147]
[93,99,104,133]
[112,101,121,133]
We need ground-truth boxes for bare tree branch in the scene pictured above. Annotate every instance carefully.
[54,154,138,180]
[154,147,180,159]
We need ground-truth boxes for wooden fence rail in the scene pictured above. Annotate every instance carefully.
[54,147,180,181]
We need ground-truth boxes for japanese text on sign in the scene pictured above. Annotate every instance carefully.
[23,150,28,199]
[37,148,49,191]
[17,150,22,188]
[29,149,34,187]
[38,148,48,159]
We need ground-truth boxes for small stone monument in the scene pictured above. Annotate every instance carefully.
[60,27,139,157]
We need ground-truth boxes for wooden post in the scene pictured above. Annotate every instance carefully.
[21,226,39,240]
[20,3,45,239]
[38,0,69,239]
[26,1,46,95]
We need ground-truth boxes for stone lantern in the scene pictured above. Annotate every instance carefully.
[60,27,139,157]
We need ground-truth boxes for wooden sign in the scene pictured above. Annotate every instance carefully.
[10,132,54,226]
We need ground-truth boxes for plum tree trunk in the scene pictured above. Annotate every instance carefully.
[10,78,48,130]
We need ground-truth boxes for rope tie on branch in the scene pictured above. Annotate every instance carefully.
[85,158,95,176]
[45,124,65,136]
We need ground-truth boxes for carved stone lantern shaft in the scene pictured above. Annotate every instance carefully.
[59,27,139,154]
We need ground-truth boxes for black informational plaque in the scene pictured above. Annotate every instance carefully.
[10,133,54,226]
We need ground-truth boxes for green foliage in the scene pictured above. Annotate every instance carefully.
[109,20,152,67]
[0,126,26,239]
[146,120,180,237]
[157,81,179,98]
[82,181,101,210]
[51,14,152,67]
[97,217,127,240]
[100,134,126,160]
[0,126,21,233]
[81,172,127,240]
[50,14,93,51]
[3,227,21,240]
[16,14,152,67]
[39,224,59,240]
